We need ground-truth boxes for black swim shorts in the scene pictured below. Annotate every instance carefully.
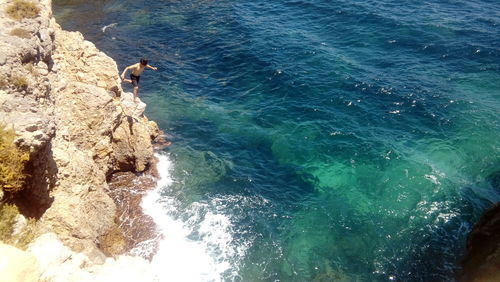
[130,74,141,87]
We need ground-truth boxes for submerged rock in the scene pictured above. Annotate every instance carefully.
[105,167,161,260]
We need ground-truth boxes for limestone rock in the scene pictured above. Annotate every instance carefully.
[99,223,127,256]
[28,233,76,274]
[0,0,56,152]
[51,25,158,175]
[26,233,157,282]
[89,255,157,282]
[0,0,162,276]
[12,214,27,236]
[0,242,41,282]
[27,233,97,281]
[121,91,147,117]
[111,114,155,172]
[0,90,54,151]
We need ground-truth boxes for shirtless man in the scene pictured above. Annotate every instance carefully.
[121,58,157,101]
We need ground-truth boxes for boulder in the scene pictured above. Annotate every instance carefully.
[460,203,500,282]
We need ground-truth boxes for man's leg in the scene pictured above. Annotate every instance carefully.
[133,86,139,101]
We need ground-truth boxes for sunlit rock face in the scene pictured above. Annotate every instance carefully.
[0,0,160,272]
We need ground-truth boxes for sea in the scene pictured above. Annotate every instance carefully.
[53,0,500,281]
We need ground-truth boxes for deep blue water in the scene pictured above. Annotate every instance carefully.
[54,0,499,280]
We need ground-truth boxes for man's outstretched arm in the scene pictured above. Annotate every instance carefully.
[121,64,135,80]
[146,64,158,71]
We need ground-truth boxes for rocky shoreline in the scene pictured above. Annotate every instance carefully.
[0,0,165,280]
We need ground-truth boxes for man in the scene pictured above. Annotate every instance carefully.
[121,57,157,101]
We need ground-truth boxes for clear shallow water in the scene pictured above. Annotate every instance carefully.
[54,0,500,280]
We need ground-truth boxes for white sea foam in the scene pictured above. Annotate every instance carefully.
[102,23,117,33]
[424,174,441,185]
[139,153,243,281]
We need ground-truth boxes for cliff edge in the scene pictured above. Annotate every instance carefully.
[0,0,162,280]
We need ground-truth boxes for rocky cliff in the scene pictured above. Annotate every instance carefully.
[0,0,162,279]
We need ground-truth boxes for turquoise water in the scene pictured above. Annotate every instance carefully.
[54,0,500,280]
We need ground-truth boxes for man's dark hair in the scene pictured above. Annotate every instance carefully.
[140,57,148,65]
